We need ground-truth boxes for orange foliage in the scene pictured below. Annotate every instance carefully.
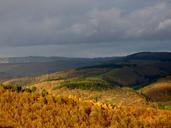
[0,87,171,128]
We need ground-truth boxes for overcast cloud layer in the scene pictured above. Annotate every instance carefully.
[0,0,171,57]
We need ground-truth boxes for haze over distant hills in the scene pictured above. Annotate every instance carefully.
[0,52,170,64]
[0,56,116,63]
[0,56,117,79]
[0,52,170,80]
[1,52,171,86]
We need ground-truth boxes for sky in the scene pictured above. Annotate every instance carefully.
[0,0,171,57]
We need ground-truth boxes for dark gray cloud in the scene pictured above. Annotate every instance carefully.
[0,0,170,56]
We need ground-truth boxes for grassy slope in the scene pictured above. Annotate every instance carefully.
[25,77,145,105]
[1,66,170,105]
[2,52,171,89]
[3,61,171,88]
[1,70,76,86]
[1,70,147,106]
[140,76,171,105]
[1,57,171,107]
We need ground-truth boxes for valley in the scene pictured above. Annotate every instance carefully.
[0,52,171,127]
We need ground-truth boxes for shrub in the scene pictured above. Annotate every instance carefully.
[41,89,48,97]
[2,84,22,92]
[0,88,171,128]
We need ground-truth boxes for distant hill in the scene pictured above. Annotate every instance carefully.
[0,56,117,79]
[0,56,86,63]
[2,52,171,89]
[0,56,119,64]
[126,52,171,61]
[76,52,171,88]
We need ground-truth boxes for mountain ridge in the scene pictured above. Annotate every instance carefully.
[2,52,171,87]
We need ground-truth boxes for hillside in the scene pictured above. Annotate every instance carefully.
[126,52,171,61]
[140,76,171,105]
[3,52,171,88]
[1,70,147,105]
[1,52,171,106]
[0,52,171,83]
[0,57,116,79]
[0,87,171,128]
[1,52,171,127]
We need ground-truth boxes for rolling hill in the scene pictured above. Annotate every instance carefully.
[1,52,171,107]
[140,76,171,105]
[1,52,171,127]
[126,52,171,61]
[0,56,117,79]
[2,52,171,88]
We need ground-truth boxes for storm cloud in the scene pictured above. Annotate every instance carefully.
[0,0,171,57]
